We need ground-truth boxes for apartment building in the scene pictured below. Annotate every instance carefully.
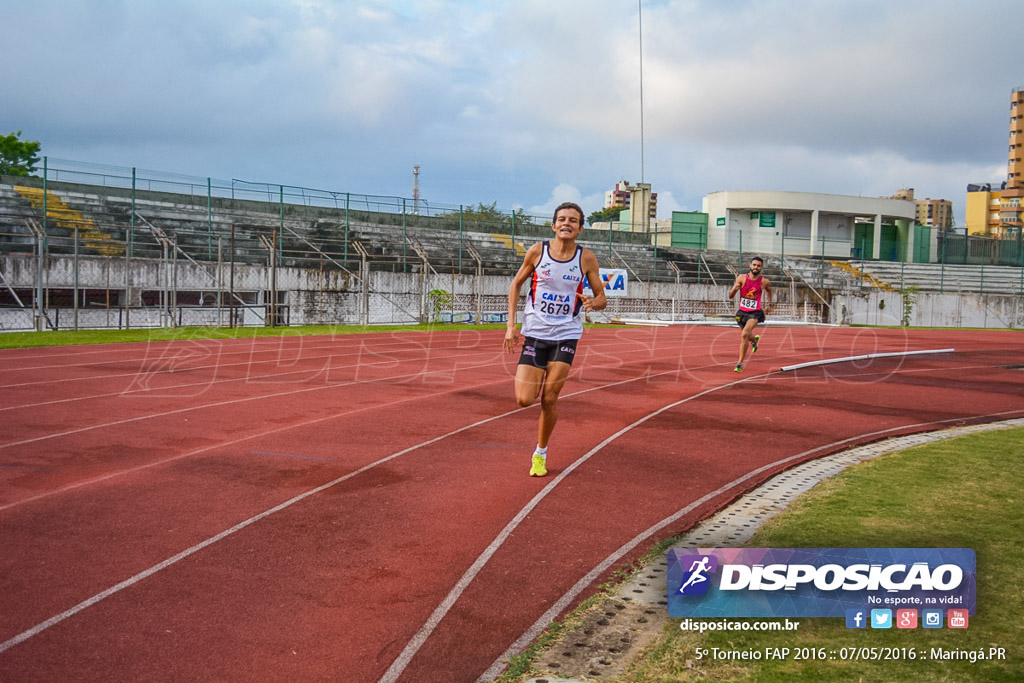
[887,188,953,231]
[966,87,1023,237]
[604,180,657,218]
[1003,87,1022,230]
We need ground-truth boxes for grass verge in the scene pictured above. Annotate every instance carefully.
[625,426,1024,682]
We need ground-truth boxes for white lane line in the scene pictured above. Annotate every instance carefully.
[0,352,515,450]
[385,346,1020,682]
[0,333,468,374]
[0,332,707,447]
[0,371,511,513]
[0,324,670,383]
[0,335,502,388]
[0,328,666,401]
[0,343,1006,661]
[378,373,764,683]
[0,404,531,655]
[0,365,684,651]
[0,343,515,410]
[478,408,1024,682]
[780,347,955,372]
[0,338,707,511]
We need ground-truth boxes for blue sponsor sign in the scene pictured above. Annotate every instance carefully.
[667,548,975,618]
[582,268,628,297]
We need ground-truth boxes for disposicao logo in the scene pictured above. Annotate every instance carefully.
[667,548,975,619]
[675,554,718,595]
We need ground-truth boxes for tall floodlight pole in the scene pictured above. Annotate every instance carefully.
[638,0,645,185]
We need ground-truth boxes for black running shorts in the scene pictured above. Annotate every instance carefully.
[518,337,579,369]
[735,310,765,327]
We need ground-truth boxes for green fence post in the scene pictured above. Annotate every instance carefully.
[344,192,350,262]
[510,210,516,249]
[127,166,135,330]
[980,263,984,295]
[822,238,827,288]
[940,232,946,293]
[1019,239,1024,296]
[402,198,408,272]
[207,177,213,259]
[278,185,284,267]
[39,157,48,331]
[41,156,47,234]
[653,235,658,279]
[459,204,464,271]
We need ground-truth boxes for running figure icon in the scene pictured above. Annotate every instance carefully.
[678,556,713,594]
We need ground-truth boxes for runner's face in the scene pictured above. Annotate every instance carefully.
[552,209,583,239]
[749,260,762,275]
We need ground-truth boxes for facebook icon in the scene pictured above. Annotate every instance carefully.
[845,608,867,629]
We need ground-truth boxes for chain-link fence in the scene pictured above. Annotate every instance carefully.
[3,158,1023,331]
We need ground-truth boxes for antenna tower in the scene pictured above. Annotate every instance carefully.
[412,165,421,215]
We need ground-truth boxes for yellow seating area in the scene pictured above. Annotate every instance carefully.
[490,232,526,257]
[14,186,124,256]
[828,259,896,291]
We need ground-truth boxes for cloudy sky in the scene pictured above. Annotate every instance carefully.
[1,0,1018,224]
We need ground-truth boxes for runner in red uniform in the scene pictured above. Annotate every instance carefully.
[727,256,772,372]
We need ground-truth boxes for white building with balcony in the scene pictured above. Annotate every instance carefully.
[701,190,929,262]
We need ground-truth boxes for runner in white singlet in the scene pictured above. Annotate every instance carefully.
[503,202,606,477]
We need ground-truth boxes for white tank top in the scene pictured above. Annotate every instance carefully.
[521,242,585,341]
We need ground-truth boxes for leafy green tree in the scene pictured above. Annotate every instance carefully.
[426,288,453,323]
[461,202,505,224]
[442,202,539,230]
[587,206,626,225]
[0,131,41,177]
[510,207,537,228]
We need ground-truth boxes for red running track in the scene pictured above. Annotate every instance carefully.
[0,326,1022,682]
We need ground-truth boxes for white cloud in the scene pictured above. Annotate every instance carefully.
[0,0,1017,227]
[655,190,684,217]
[526,184,608,221]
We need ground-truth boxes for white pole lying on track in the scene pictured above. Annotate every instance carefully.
[780,348,956,372]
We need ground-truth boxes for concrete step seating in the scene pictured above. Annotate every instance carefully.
[783,257,863,290]
[850,260,1024,294]
[0,182,859,292]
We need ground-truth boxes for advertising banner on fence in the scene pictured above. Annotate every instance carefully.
[667,548,976,619]
[583,268,628,297]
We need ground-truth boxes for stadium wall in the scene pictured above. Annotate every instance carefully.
[3,253,1021,330]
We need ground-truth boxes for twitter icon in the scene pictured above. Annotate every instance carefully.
[870,609,892,629]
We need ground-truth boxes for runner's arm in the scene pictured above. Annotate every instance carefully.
[727,274,745,299]
[579,249,606,312]
[504,243,542,352]
[763,278,773,310]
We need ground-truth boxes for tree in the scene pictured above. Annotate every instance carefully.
[587,206,626,226]
[0,131,41,177]
[460,201,503,223]
[441,202,539,230]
